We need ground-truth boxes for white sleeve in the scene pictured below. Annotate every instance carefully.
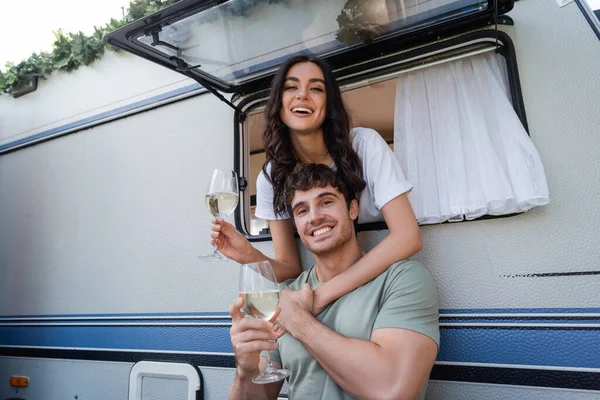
[355,128,413,211]
[254,169,291,221]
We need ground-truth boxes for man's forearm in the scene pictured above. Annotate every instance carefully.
[289,312,414,400]
[229,368,271,400]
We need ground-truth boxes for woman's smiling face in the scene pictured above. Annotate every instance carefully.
[280,61,327,136]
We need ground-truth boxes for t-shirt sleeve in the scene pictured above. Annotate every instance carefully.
[373,260,440,346]
[254,168,291,220]
[355,128,413,211]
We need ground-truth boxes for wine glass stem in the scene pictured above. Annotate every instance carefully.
[265,350,274,373]
[214,214,225,255]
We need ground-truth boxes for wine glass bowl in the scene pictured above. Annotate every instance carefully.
[201,168,239,260]
[239,261,290,384]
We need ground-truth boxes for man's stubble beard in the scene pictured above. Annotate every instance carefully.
[305,220,354,258]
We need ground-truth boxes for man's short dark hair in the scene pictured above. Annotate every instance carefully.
[284,164,357,214]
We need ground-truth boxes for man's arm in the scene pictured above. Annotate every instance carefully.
[228,359,283,400]
[290,311,437,400]
[228,297,284,400]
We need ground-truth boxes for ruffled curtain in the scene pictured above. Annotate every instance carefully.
[394,51,549,224]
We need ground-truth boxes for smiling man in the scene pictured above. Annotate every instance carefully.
[228,164,439,400]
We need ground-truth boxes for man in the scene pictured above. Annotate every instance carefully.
[229,164,439,400]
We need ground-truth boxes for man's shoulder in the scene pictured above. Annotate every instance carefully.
[383,259,436,288]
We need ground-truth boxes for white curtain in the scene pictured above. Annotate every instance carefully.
[394,51,549,224]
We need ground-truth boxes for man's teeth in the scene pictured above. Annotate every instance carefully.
[313,227,332,236]
[292,107,313,114]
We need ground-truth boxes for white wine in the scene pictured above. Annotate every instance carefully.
[241,291,279,321]
[205,192,239,217]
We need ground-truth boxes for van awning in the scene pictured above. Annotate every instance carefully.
[105,0,513,96]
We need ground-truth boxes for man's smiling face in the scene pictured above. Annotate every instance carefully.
[291,184,358,257]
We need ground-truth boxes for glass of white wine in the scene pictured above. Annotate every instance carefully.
[200,168,239,261]
[239,260,290,384]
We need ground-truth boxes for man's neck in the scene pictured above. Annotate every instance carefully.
[290,129,332,165]
[314,240,363,283]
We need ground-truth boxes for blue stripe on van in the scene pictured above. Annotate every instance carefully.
[1,319,599,369]
[439,308,600,314]
[1,308,598,320]
[0,325,233,353]
[437,327,600,368]
[0,311,230,319]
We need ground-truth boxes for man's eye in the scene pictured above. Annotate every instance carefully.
[296,209,307,216]
[323,200,333,205]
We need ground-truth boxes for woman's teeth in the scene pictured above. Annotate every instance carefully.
[292,107,313,114]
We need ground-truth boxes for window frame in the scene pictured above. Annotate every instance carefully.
[234,29,529,241]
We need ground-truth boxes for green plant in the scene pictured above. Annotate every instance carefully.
[336,0,383,46]
[0,0,179,95]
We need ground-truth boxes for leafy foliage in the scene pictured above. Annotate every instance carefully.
[336,0,383,46]
[0,0,366,95]
[0,0,179,95]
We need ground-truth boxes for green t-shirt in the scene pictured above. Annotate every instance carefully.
[268,259,439,400]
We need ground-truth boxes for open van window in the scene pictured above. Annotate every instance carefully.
[238,30,531,238]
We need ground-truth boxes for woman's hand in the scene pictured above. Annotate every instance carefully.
[211,219,255,264]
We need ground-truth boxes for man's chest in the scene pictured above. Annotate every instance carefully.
[279,285,382,369]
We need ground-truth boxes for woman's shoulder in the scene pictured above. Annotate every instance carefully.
[256,164,272,187]
[350,126,379,141]
[350,127,388,152]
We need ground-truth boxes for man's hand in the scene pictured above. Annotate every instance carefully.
[229,296,280,378]
[211,219,255,264]
[276,284,314,334]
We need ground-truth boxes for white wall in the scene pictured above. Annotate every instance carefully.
[0,91,241,315]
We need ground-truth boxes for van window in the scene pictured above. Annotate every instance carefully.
[238,33,545,237]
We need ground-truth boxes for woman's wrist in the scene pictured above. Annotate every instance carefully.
[246,246,266,264]
[312,286,329,309]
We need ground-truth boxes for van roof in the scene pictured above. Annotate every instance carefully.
[104,0,513,96]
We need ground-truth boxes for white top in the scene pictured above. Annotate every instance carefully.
[255,127,413,224]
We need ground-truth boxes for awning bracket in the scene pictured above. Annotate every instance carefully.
[149,28,246,120]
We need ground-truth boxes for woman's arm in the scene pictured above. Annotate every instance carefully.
[267,219,302,281]
[312,193,421,313]
[211,218,301,283]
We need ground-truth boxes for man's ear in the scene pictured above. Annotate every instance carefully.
[349,199,359,221]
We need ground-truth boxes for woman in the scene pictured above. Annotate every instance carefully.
[211,55,421,315]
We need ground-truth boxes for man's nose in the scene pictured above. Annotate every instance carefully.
[308,206,324,224]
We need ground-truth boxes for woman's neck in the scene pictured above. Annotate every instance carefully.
[290,129,332,165]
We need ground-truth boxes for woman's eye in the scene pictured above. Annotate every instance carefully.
[284,86,297,91]
[297,209,307,216]
[311,87,324,92]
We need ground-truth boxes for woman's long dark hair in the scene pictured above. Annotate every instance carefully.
[262,55,366,216]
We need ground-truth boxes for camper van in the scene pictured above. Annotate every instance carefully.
[1,0,599,398]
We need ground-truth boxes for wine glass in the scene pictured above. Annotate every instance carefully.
[239,261,290,384]
[200,168,239,260]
